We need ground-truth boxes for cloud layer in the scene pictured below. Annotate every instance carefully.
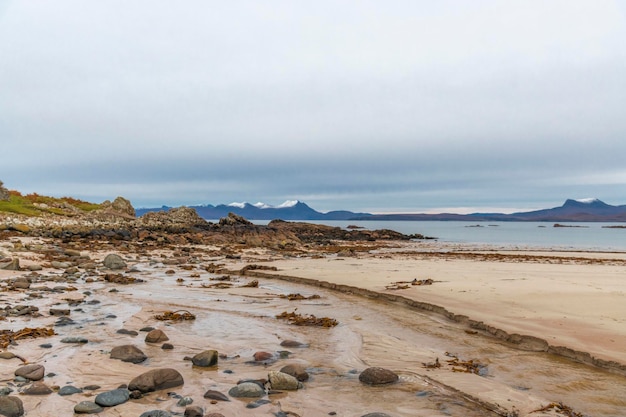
[2,1,625,212]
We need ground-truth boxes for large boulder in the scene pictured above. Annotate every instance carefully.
[128,368,184,393]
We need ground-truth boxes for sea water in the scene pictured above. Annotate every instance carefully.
[238,220,626,252]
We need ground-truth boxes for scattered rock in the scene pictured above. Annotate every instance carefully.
[110,345,147,364]
[61,337,88,344]
[145,329,169,343]
[280,364,309,381]
[74,401,103,414]
[161,343,174,350]
[177,396,193,406]
[139,411,173,417]
[58,385,83,396]
[95,388,130,407]
[280,340,308,348]
[0,396,24,417]
[268,370,300,390]
[128,368,184,393]
[361,414,393,417]
[49,308,70,316]
[358,367,399,385]
[253,351,273,362]
[0,258,19,271]
[116,329,139,336]
[227,382,266,398]
[20,381,52,395]
[15,364,44,381]
[203,389,229,401]
[191,350,218,367]
[184,406,204,417]
[103,254,127,270]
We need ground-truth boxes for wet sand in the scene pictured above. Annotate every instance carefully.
[1,237,625,416]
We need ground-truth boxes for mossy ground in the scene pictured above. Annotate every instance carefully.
[0,191,101,216]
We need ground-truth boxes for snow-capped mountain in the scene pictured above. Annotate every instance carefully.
[137,199,626,222]
[137,200,371,220]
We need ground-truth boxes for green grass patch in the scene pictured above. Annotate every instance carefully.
[0,191,102,216]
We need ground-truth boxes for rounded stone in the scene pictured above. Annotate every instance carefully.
[14,364,44,381]
[20,381,52,395]
[191,350,218,367]
[268,370,300,390]
[95,388,130,407]
[110,345,147,364]
[74,401,104,414]
[58,385,83,396]
[139,411,173,417]
[103,253,127,270]
[0,396,24,417]
[145,329,169,343]
[359,367,399,385]
[227,382,266,398]
[128,368,184,393]
[280,364,309,381]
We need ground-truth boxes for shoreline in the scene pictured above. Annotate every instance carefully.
[244,268,626,376]
[2,219,626,416]
[233,242,626,376]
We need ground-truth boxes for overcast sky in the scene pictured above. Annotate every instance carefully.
[1,1,625,213]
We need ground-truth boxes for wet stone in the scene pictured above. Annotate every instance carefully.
[228,382,266,398]
[0,396,24,417]
[358,367,399,386]
[15,364,44,381]
[246,399,271,409]
[184,406,204,417]
[74,401,103,414]
[203,389,229,402]
[139,411,173,417]
[58,385,83,396]
[191,350,218,367]
[116,329,138,336]
[61,336,88,344]
[95,388,130,407]
[177,396,193,406]
[21,381,53,395]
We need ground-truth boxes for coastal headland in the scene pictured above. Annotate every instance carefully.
[1,192,625,416]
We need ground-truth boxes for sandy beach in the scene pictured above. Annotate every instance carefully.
[1,230,625,417]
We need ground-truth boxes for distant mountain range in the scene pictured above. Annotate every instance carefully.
[136,198,626,222]
[136,200,371,221]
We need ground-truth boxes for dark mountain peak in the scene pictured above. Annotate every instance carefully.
[562,198,609,208]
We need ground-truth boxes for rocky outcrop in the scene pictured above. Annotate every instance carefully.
[136,207,209,230]
[100,197,136,217]
[0,181,9,201]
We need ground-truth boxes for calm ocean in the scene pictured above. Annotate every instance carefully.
[244,220,626,252]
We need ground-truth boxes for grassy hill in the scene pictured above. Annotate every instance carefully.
[0,190,101,217]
